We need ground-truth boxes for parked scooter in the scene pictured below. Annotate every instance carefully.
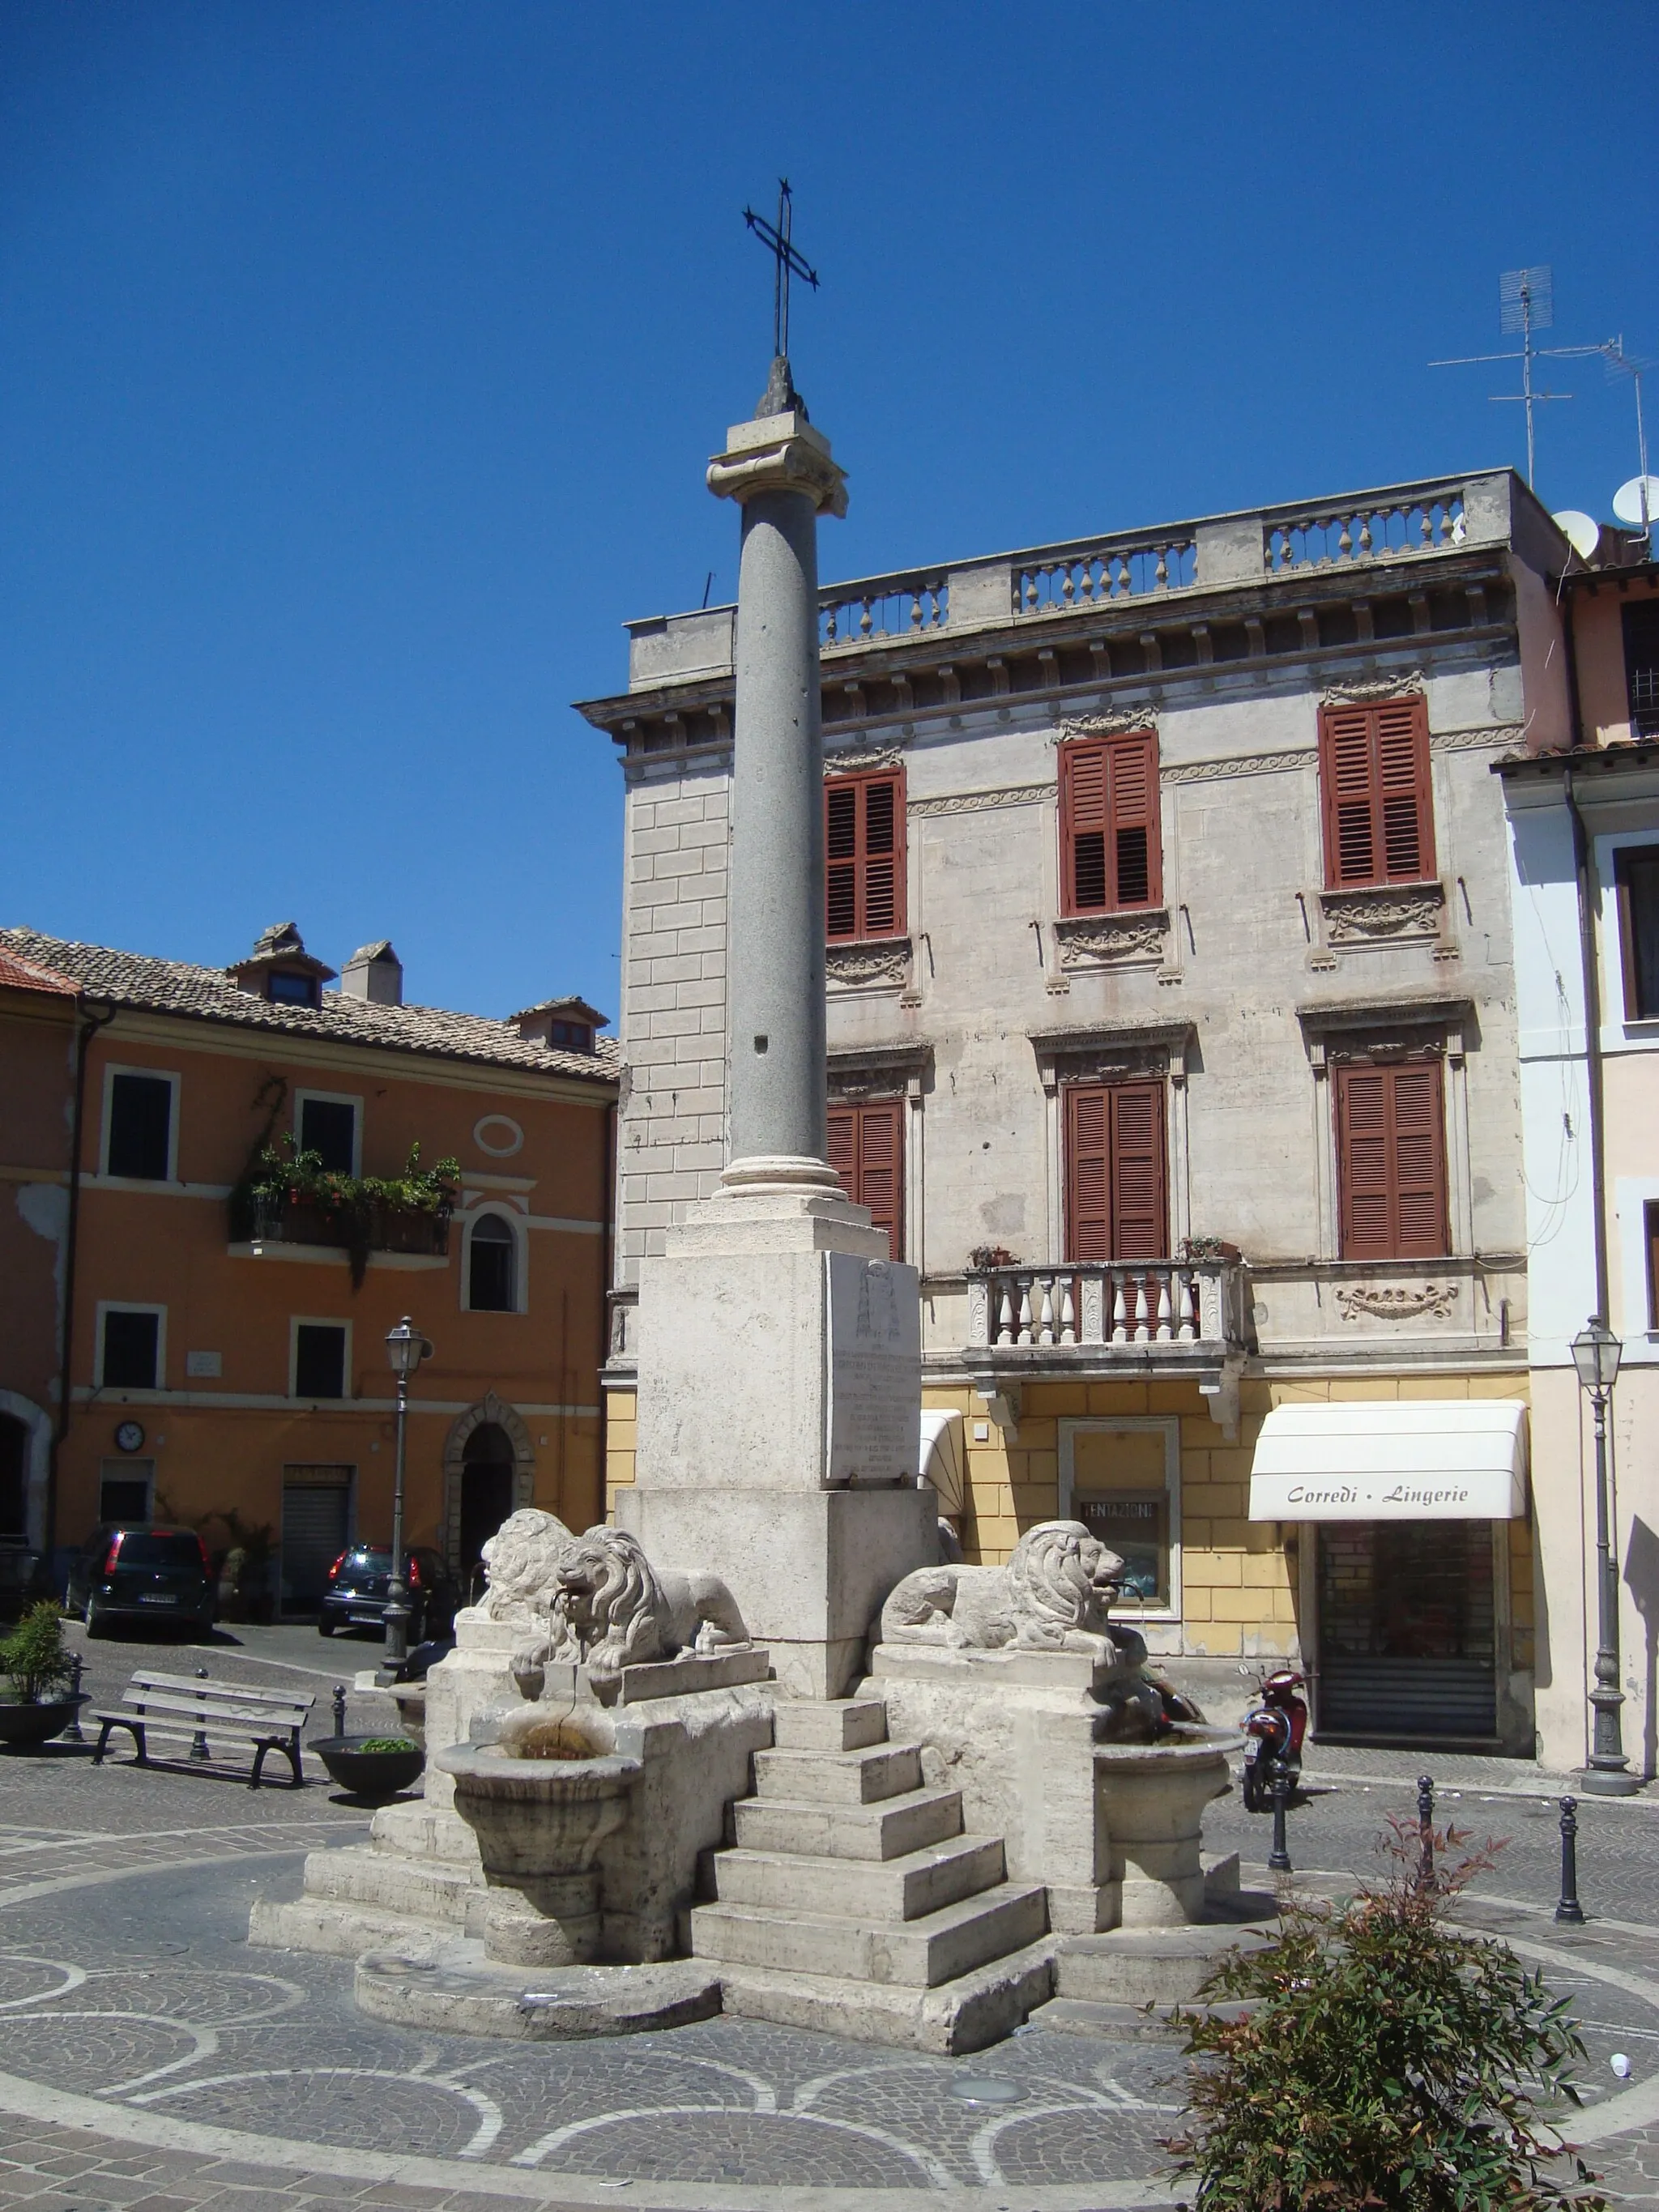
[1239,1665,1308,1812]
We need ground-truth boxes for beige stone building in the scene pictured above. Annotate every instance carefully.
[582,470,1571,1750]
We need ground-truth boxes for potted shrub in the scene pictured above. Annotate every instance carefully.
[0,1600,86,1748]
[310,1730,425,1798]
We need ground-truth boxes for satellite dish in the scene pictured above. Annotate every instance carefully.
[1552,509,1601,560]
[1612,475,1659,528]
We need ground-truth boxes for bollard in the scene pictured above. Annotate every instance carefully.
[333,1682,348,1738]
[1416,1774,1435,1888]
[63,1652,85,1745]
[1555,1796,1585,1925]
[1269,1763,1294,1873]
[190,1666,211,1761]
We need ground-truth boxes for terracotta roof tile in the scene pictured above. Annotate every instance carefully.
[0,945,79,998]
[0,928,619,1083]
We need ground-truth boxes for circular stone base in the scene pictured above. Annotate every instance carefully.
[355,1940,723,2039]
[1054,1912,1277,2007]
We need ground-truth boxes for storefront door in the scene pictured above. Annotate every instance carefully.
[1316,1520,1497,1740]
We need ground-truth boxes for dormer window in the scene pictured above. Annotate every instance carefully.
[548,1019,592,1052]
[268,970,321,1008]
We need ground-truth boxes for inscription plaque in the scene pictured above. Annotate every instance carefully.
[824,1251,922,1486]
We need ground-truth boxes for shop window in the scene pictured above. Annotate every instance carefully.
[827,1100,903,1259]
[1064,1080,1168,1261]
[100,1308,160,1391]
[1335,1057,1448,1259]
[825,769,905,941]
[1624,600,1659,739]
[1062,1420,1178,1614]
[296,1093,358,1174]
[292,1322,348,1400]
[1614,846,1659,1021]
[1318,698,1435,888]
[1059,730,1162,914]
[0,1417,27,1539]
[104,1072,174,1181]
[467,1213,518,1311]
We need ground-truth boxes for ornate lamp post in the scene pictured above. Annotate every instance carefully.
[1569,1316,1637,1795]
[380,1316,432,1680]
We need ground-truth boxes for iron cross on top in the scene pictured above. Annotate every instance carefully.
[743,179,819,364]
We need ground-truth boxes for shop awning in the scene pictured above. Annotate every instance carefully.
[1248,1401,1527,1522]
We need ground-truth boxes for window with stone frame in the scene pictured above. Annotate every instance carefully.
[826,1099,903,1259]
[1058,731,1162,914]
[1614,846,1659,1021]
[825,768,906,941]
[1334,1054,1448,1259]
[1318,697,1435,889]
[1064,1080,1168,1261]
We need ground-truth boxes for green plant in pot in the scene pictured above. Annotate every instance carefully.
[0,1601,83,1749]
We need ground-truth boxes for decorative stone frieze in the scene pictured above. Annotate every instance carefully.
[1321,670,1424,704]
[1320,880,1447,948]
[1334,1282,1459,1321]
[824,741,905,774]
[826,937,911,991]
[1054,710,1158,744]
[1054,909,1170,970]
[1162,748,1312,786]
[908,782,1052,817]
[1431,722,1525,754]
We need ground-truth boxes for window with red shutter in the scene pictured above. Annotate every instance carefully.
[826,1100,904,1258]
[1059,732,1162,914]
[825,769,906,941]
[1318,699,1435,889]
[1064,1081,1168,1260]
[1335,1057,1448,1259]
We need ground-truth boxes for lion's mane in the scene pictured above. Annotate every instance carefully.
[1004,1522,1118,1648]
[477,1507,575,1626]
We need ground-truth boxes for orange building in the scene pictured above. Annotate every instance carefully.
[0,922,616,1616]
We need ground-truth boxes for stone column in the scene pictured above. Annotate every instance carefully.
[619,393,938,1698]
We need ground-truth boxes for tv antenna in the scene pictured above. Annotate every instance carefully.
[1431,266,1583,487]
[743,179,819,368]
[1598,336,1653,549]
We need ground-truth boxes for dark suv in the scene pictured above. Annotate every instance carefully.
[318,1545,457,1642]
[66,1524,215,1639]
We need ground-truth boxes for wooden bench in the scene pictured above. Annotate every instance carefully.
[92,1669,314,1788]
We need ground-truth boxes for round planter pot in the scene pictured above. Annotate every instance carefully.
[310,1733,425,1797]
[0,1694,87,1750]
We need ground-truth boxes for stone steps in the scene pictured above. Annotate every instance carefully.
[692,1692,1053,2049]
[711,1834,1007,1922]
[299,1844,481,1927]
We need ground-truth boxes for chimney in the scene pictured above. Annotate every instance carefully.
[341,940,403,1006]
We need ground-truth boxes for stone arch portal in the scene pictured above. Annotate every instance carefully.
[441,1392,536,1583]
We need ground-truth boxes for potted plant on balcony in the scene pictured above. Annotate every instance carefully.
[0,1601,86,1749]
[232,1140,459,1287]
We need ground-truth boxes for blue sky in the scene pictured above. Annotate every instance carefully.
[2,4,1654,1025]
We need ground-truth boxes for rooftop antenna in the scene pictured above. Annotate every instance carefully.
[742,180,820,416]
[1600,336,1654,551]
[1431,265,1580,487]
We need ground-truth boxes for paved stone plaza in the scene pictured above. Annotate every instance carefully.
[0,1629,1656,2209]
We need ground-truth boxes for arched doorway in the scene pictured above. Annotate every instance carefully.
[459,1423,516,1596]
[0,1417,27,1543]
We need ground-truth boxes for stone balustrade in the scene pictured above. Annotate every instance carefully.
[1011,539,1196,615]
[1262,490,1466,575]
[819,571,949,650]
[964,1259,1246,1355]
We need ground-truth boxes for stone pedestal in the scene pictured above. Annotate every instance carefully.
[625,1163,938,1698]
[868,1642,1236,1934]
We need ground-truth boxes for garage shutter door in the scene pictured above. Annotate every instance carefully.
[281,1468,352,1612]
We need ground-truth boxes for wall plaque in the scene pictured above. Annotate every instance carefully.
[824,1251,922,1487]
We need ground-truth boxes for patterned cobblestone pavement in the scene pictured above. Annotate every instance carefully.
[0,1689,1656,2208]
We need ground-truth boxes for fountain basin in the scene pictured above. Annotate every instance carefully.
[1093,1724,1239,1926]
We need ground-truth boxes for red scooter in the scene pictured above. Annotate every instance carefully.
[1240,1667,1308,1811]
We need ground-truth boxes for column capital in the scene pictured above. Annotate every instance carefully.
[707,412,848,518]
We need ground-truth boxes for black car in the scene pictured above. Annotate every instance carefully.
[66,1524,215,1639]
[318,1545,457,1642]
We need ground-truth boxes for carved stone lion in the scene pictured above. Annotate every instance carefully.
[535,1527,751,1686]
[474,1507,576,1627]
[880,1520,1124,1655]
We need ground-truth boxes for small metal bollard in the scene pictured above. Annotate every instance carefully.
[333,1683,348,1738]
[1268,1763,1294,1873]
[190,1666,211,1761]
[1417,1773,1435,1888]
[63,1652,85,1745]
[1555,1796,1585,1924]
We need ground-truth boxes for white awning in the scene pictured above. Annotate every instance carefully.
[1248,1400,1527,1521]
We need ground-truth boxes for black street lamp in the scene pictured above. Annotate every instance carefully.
[379,1315,433,1681]
[1569,1316,1638,1796]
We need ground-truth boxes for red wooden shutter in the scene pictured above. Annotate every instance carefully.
[1110,1081,1167,1259]
[825,1100,903,1258]
[1065,1085,1111,1260]
[1060,733,1160,912]
[1065,1081,1167,1260]
[1337,1059,1447,1259]
[1319,699,1434,889]
[825,770,906,940]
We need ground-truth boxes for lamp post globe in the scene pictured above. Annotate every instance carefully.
[379,1315,432,1681]
[1571,1315,1636,1795]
